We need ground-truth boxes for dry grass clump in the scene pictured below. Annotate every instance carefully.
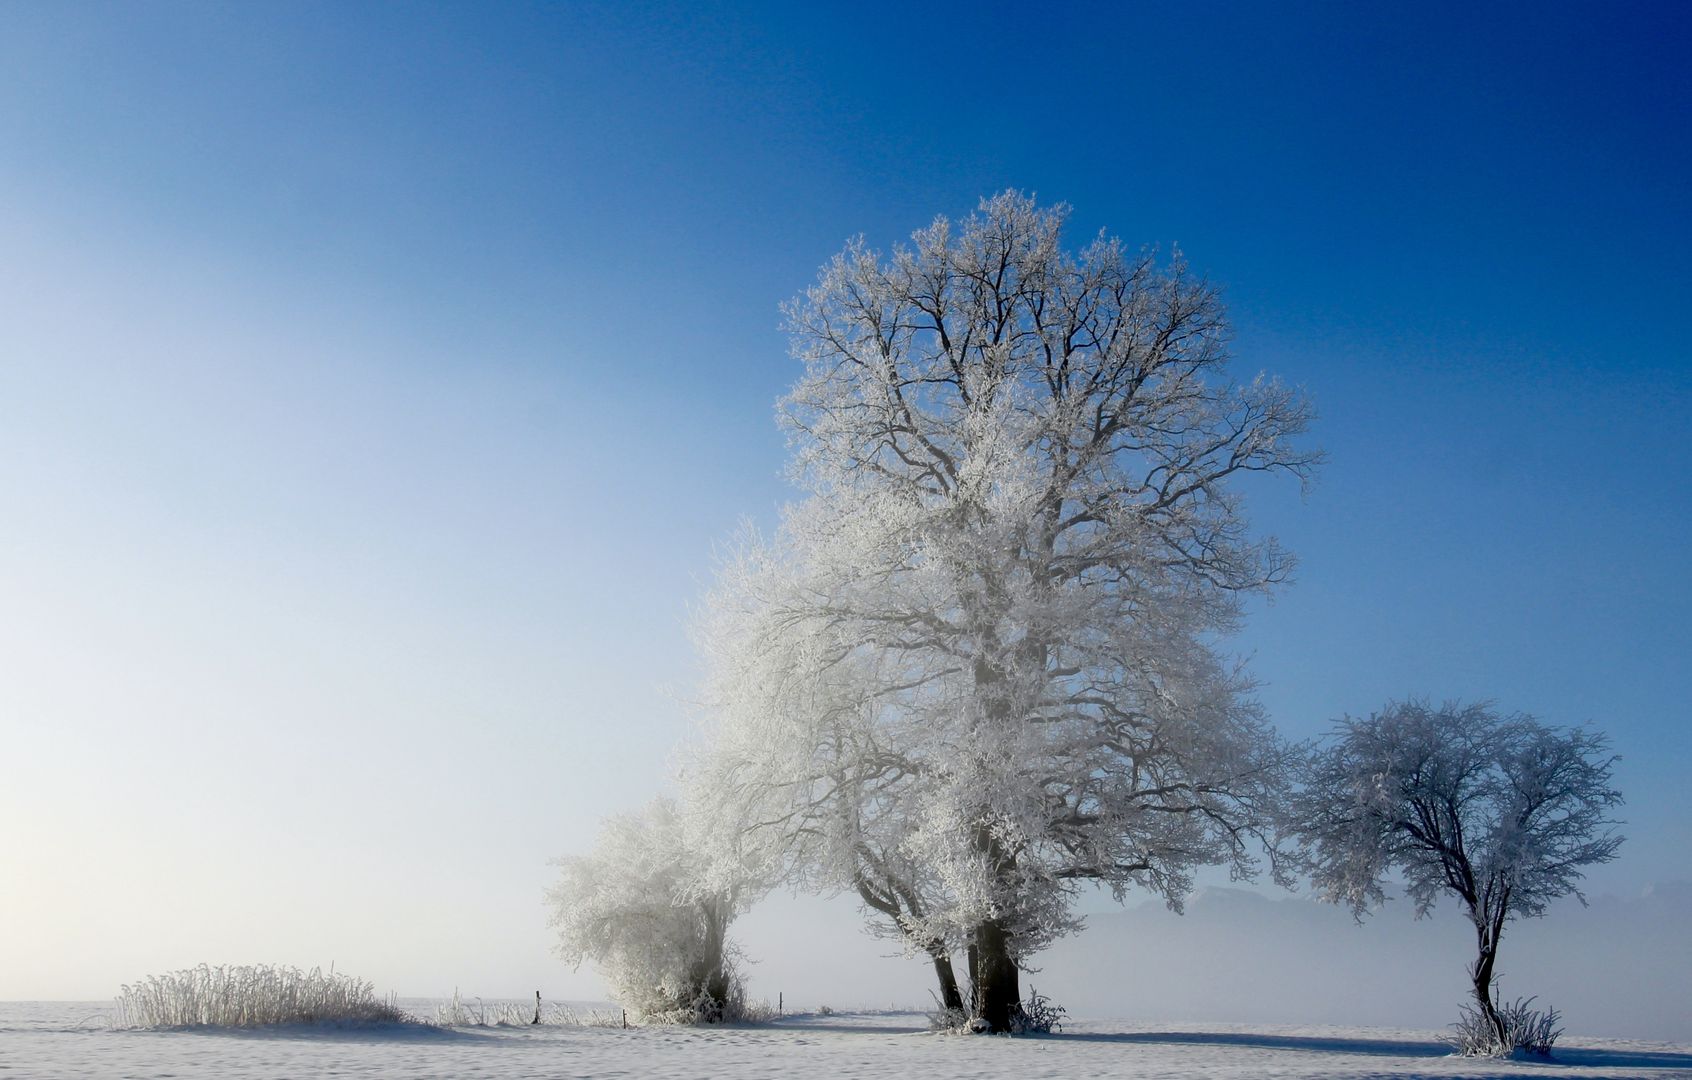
[1449,996,1563,1058]
[116,964,411,1028]
[432,990,606,1027]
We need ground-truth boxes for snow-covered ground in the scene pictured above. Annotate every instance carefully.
[5,1003,1691,1079]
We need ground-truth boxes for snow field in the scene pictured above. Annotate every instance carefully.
[5,1007,1690,1079]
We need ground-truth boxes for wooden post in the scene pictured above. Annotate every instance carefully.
[533,990,541,1025]
[778,992,783,1016]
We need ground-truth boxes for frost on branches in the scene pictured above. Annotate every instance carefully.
[691,192,1319,1032]
[547,798,748,1024]
[1291,700,1624,1056]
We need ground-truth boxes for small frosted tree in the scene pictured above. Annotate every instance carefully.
[1291,700,1624,1055]
[547,797,746,1023]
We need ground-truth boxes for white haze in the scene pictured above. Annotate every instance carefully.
[732,883,1692,1043]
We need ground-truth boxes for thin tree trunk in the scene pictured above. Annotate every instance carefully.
[929,947,964,1012]
[850,869,962,1012]
[695,897,733,1020]
[1470,922,1507,1047]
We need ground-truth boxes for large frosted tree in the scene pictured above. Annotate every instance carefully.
[694,193,1318,1031]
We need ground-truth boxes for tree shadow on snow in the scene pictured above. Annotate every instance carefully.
[1057,1030,1448,1058]
[169,1021,495,1044]
[768,1013,929,1036]
[1548,1046,1692,1070]
[1055,1030,1692,1069]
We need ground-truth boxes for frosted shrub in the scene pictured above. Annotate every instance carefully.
[930,987,1065,1035]
[115,964,409,1028]
[926,1004,970,1032]
[1450,996,1563,1058]
[432,990,486,1027]
[548,797,752,1025]
[1009,986,1066,1034]
[638,980,747,1025]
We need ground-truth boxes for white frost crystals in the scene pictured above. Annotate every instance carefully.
[546,195,1626,1049]
[114,963,410,1028]
[1290,700,1625,1057]
[546,797,749,1024]
[688,192,1320,1031]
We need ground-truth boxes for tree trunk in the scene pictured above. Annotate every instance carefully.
[1470,924,1507,1048]
[703,965,732,1016]
[849,870,963,1012]
[971,918,1021,1032]
[963,809,1020,1031]
[694,896,734,1021]
[929,947,965,1012]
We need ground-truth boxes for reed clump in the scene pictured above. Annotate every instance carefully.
[116,964,411,1028]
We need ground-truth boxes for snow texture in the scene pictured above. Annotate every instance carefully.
[5,1002,1690,1079]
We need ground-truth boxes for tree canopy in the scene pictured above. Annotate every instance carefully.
[1291,699,1624,1053]
[693,192,1320,1030]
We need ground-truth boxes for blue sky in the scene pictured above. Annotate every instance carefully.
[1,1,1687,1003]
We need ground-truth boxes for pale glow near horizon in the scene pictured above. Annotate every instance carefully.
[0,211,716,1001]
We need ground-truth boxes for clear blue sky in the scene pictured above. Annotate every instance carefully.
[1,1,1687,1002]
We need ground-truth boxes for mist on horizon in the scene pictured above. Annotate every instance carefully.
[732,882,1692,1043]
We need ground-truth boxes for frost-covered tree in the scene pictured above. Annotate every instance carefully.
[693,193,1318,1031]
[1291,700,1624,1054]
[547,797,747,1023]
[692,600,969,1010]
